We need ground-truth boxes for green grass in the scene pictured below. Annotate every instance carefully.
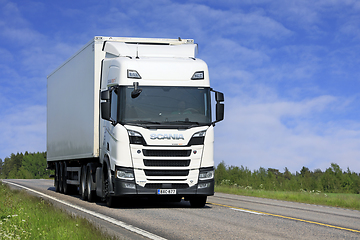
[215,185,360,210]
[0,182,114,240]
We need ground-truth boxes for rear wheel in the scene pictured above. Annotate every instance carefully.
[80,165,88,200]
[59,162,64,193]
[87,167,97,202]
[62,162,70,195]
[54,162,60,192]
[190,196,207,208]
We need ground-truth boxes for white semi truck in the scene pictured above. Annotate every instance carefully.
[47,36,224,207]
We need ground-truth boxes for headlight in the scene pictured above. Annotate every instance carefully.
[116,170,134,180]
[199,170,214,180]
[193,130,206,137]
[128,130,146,145]
[188,130,206,145]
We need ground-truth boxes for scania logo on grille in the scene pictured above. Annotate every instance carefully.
[150,134,185,140]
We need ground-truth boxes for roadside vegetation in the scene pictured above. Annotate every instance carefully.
[0,151,359,227]
[215,161,360,210]
[0,152,53,179]
[0,182,113,240]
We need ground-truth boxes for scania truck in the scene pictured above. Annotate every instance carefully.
[47,36,224,207]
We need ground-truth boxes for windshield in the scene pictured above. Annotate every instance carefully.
[117,86,211,126]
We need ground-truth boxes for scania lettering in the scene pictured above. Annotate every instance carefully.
[47,36,224,208]
[150,134,185,140]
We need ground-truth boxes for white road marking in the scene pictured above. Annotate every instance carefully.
[2,180,167,240]
[230,208,265,215]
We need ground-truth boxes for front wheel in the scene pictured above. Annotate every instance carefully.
[190,196,207,208]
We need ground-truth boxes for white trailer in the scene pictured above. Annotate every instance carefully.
[47,36,224,207]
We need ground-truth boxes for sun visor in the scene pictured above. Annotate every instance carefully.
[103,42,135,57]
[103,41,198,58]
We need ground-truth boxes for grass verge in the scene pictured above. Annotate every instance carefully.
[0,182,114,240]
[215,185,360,211]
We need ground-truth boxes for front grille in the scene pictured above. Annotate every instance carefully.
[145,183,189,189]
[144,170,189,176]
[144,159,190,167]
[143,149,191,157]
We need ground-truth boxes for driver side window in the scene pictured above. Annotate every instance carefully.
[110,89,118,122]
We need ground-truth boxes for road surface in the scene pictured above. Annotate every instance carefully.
[2,179,360,239]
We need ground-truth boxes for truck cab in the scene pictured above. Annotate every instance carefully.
[98,39,224,207]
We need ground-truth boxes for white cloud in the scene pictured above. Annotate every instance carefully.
[0,105,46,160]
[1,0,360,175]
[214,94,360,173]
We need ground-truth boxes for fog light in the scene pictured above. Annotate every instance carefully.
[123,183,136,189]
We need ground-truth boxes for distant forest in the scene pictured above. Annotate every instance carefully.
[215,161,360,194]
[1,152,359,194]
[0,152,52,179]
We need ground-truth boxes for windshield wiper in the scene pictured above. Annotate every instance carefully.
[169,120,200,125]
[127,120,161,125]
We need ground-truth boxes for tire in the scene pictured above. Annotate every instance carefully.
[59,162,64,193]
[62,162,69,195]
[103,162,116,207]
[54,162,60,192]
[87,167,97,202]
[190,196,207,208]
[106,196,118,208]
[80,165,88,200]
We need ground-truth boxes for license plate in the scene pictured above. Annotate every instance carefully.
[157,189,176,195]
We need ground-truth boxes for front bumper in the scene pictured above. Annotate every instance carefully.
[112,177,214,197]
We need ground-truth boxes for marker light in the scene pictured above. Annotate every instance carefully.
[191,71,204,80]
[128,70,141,79]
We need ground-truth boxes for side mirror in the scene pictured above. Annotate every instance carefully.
[216,103,224,122]
[101,90,110,100]
[215,92,224,102]
[211,89,225,125]
[101,102,111,121]
[131,82,142,99]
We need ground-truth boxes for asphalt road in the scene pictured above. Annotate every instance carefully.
[2,179,360,239]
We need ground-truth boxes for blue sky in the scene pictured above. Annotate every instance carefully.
[1,0,360,173]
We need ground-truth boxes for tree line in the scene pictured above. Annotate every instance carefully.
[0,152,52,179]
[1,152,359,194]
[215,161,360,194]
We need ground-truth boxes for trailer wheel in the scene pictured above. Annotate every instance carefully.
[54,162,60,192]
[59,162,64,193]
[80,165,88,200]
[189,196,207,208]
[62,162,70,194]
[87,167,97,202]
